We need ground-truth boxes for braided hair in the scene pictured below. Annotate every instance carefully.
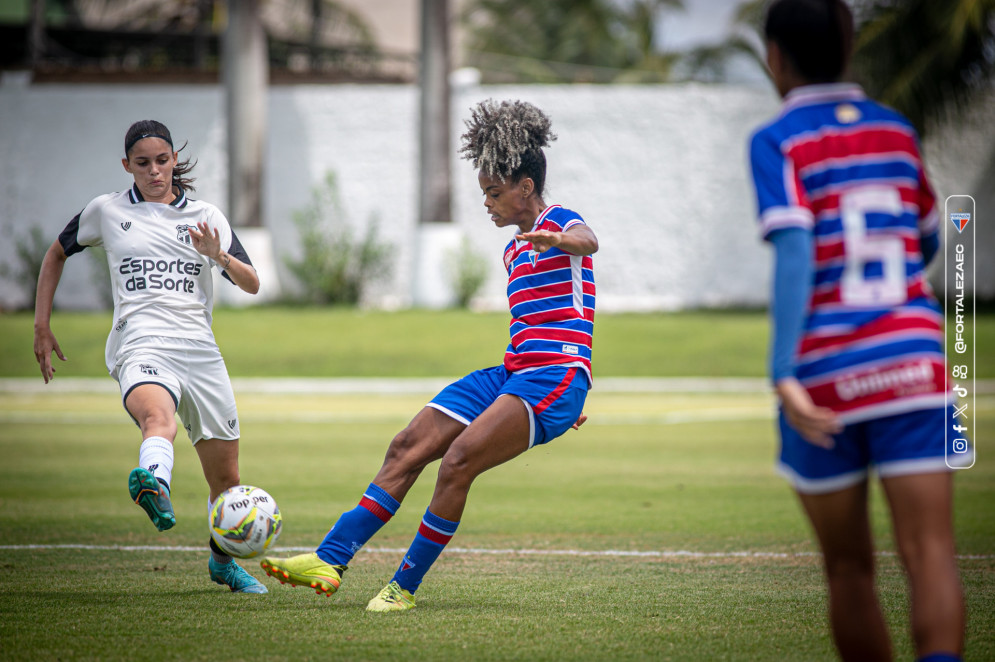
[123,119,197,192]
[764,0,854,83]
[459,99,556,197]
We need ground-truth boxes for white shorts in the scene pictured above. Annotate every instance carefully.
[112,336,240,445]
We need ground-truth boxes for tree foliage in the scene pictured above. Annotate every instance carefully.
[462,0,683,83]
[680,0,995,135]
[852,0,995,134]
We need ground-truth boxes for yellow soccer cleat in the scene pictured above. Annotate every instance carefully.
[259,552,345,597]
[366,581,416,612]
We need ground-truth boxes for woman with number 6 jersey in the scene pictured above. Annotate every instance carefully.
[33,119,267,594]
[749,2,969,661]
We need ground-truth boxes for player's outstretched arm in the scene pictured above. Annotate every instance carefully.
[517,224,599,256]
[33,240,69,383]
[188,221,260,295]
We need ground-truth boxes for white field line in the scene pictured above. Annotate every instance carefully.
[0,543,992,560]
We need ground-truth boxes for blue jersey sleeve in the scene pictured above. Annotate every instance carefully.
[749,128,814,240]
[768,227,813,382]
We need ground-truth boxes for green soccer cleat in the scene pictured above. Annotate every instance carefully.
[209,557,268,593]
[366,581,416,612]
[259,552,346,597]
[128,467,175,531]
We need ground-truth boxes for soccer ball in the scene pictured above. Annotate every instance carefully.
[209,485,282,559]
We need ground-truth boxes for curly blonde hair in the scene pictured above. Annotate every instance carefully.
[459,99,556,195]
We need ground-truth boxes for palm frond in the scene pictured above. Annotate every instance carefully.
[853,0,995,134]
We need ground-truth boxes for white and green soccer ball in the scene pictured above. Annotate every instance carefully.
[209,485,282,559]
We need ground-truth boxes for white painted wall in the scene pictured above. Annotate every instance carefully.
[1,78,989,312]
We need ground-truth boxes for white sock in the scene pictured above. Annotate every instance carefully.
[139,436,174,488]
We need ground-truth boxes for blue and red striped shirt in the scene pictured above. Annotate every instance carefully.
[503,205,595,385]
[750,83,946,422]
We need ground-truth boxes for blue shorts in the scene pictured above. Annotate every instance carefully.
[428,365,589,448]
[777,405,972,494]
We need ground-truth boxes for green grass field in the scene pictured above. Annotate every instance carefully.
[3,307,992,379]
[1,386,993,661]
[2,308,782,378]
[1,308,992,660]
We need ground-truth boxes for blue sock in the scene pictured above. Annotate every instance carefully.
[917,654,961,662]
[315,483,399,566]
[392,508,459,593]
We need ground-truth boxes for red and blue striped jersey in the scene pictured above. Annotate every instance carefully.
[749,83,945,422]
[503,205,595,385]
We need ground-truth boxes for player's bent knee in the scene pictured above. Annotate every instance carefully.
[436,450,476,490]
[140,412,177,439]
[383,428,438,470]
[387,426,419,453]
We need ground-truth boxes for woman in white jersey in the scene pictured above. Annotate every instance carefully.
[33,120,267,594]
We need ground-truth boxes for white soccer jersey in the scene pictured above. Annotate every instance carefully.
[59,184,253,372]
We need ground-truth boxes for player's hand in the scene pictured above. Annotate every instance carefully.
[775,378,842,449]
[571,412,588,430]
[516,230,561,253]
[188,221,222,261]
[33,327,66,384]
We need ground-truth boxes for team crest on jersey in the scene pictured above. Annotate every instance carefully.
[835,103,861,124]
[120,222,132,231]
[950,212,971,234]
[176,224,193,245]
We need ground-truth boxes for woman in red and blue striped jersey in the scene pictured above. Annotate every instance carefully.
[261,99,598,612]
[750,1,966,661]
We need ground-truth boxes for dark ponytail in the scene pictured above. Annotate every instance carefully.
[764,0,854,83]
[123,119,197,192]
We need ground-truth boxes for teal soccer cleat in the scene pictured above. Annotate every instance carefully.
[128,467,175,531]
[209,557,268,594]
